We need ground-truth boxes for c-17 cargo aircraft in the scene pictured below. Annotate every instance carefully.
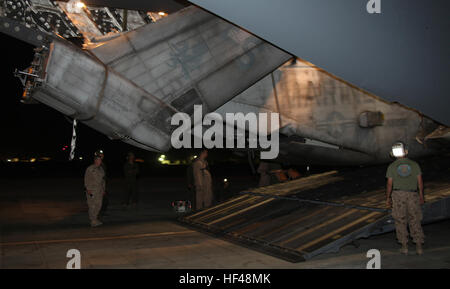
[1,0,448,166]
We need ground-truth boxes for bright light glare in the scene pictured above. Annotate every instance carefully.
[392,147,406,157]
[224,178,228,182]
[158,11,166,16]
[76,1,86,9]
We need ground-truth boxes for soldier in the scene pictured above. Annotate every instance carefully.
[386,142,425,255]
[123,152,139,207]
[193,149,213,210]
[84,154,106,227]
[95,149,109,217]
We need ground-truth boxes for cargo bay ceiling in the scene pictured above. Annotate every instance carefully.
[50,1,450,125]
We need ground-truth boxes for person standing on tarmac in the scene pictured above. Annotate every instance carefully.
[193,149,213,210]
[96,150,109,217]
[386,142,425,255]
[123,152,139,207]
[84,154,106,227]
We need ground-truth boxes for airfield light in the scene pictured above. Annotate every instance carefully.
[224,178,228,183]
[158,155,171,165]
[30,158,36,163]
[6,159,12,162]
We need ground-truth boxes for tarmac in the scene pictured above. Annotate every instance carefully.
[1,176,450,269]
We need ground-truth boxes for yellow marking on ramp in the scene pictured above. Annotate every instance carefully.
[194,196,262,223]
[207,198,275,225]
[296,211,382,251]
[257,206,332,238]
[278,209,359,246]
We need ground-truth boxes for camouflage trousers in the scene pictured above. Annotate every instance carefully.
[391,190,425,244]
[86,190,103,225]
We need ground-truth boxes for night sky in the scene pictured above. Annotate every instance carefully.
[1,34,62,154]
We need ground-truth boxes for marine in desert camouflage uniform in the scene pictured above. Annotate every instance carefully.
[386,142,425,255]
[84,155,106,227]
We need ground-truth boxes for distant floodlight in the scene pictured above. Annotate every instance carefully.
[158,11,166,16]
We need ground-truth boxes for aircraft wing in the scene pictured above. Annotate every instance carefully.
[89,6,291,115]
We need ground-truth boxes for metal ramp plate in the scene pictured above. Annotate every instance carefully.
[179,162,450,262]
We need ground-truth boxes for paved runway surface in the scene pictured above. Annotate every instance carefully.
[1,177,450,269]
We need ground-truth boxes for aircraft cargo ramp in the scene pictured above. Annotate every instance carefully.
[179,160,450,262]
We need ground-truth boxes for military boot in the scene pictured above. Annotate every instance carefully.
[400,243,408,255]
[416,243,423,255]
[91,220,103,227]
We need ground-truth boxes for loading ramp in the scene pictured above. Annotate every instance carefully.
[178,162,450,262]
